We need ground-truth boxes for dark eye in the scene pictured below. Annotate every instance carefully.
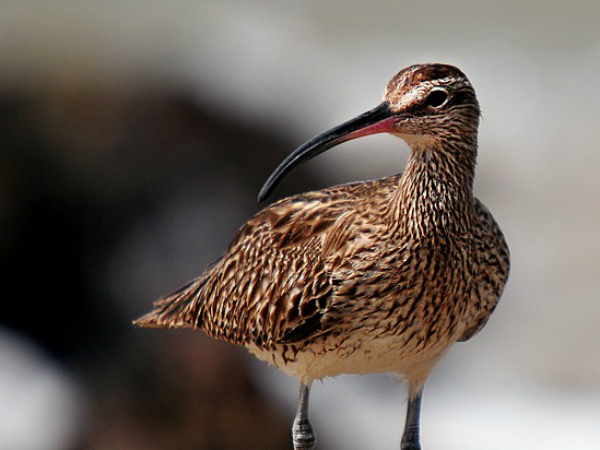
[425,90,448,108]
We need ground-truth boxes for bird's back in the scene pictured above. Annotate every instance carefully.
[135,176,401,346]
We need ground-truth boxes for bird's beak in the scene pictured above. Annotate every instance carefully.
[258,101,396,201]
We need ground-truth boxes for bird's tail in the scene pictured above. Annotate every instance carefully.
[133,276,207,330]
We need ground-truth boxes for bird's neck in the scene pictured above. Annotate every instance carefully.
[392,137,478,238]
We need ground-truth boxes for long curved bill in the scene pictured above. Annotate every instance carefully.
[258,101,396,202]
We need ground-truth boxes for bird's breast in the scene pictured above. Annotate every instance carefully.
[336,234,473,337]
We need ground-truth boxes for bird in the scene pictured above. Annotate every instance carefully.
[134,63,510,450]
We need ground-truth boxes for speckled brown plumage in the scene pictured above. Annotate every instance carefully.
[134,63,510,450]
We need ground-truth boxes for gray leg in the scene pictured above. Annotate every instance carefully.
[292,382,317,450]
[401,387,423,450]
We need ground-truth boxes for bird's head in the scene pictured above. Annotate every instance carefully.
[259,63,480,202]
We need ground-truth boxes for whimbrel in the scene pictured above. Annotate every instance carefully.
[135,63,510,450]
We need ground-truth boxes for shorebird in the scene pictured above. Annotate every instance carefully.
[135,63,510,450]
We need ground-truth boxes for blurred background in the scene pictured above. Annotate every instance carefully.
[1,1,599,449]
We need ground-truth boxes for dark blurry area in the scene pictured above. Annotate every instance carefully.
[0,88,327,449]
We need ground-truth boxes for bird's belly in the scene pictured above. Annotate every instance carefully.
[246,332,450,384]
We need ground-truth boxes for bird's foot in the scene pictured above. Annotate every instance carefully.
[292,415,317,450]
[400,443,421,450]
[400,425,421,450]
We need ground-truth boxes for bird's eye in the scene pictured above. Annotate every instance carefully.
[425,90,448,108]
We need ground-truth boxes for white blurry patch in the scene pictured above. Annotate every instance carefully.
[251,361,600,450]
[0,328,84,450]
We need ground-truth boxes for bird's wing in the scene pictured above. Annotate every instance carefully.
[134,177,398,347]
[458,199,510,341]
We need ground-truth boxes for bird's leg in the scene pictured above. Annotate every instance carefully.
[401,385,424,450]
[292,382,317,450]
